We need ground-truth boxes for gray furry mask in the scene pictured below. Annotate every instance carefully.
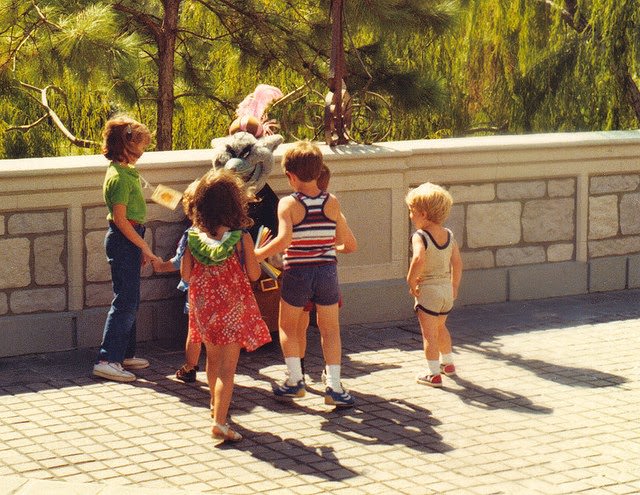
[211,132,284,193]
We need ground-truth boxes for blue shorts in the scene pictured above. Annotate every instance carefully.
[281,264,340,307]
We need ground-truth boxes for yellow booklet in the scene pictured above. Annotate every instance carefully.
[151,184,183,210]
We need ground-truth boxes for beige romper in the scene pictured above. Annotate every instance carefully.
[413,228,454,316]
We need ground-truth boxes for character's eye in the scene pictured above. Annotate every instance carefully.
[238,144,253,159]
[225,144,237,158]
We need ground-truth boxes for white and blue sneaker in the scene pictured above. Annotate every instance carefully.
[272,379,306,398]
[324,387,355,407]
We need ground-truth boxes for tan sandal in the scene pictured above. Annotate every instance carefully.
[212,423,242,445]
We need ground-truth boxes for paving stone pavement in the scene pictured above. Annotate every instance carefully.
[1,289,639,495]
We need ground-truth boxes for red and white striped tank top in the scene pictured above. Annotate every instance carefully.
[283,191,337,269]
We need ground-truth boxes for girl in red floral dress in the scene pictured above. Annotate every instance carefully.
[181,168,271,444]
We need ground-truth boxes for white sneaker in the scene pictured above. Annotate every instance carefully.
[93,361,136,382]
[122,357,149,370]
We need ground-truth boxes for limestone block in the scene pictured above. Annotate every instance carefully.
[0,238,31,289]
[588,195,618,239]
[85,231,110,282]
[84,206,107,230]
[457,269,507,305]
[467,202,521,248]
[496,181,545,200]
[0,293,7,315]
[147,202,187,223]
[34,235,66,285]
[0,313,74,357]
[448,184,495,203]
[8,211,64,234]
[496,246,546,266]
[620,192,640,235]
[154,223,189,261]
[76,308,108,348]
[589,257,626,292]
[547,243,574,262]
[548,179,575,198]
[446,205,465,247]
[141,277,182,301]
[146,299,188,341]
[589,236,640,258]
[590,174,639,194]
[141,261,154,279]
[522,198,574,242]
[628,254,640,288]
[461,250,494,269]
[340,279,414,325]
[85,283,113,307]
[10,288,66,313]
[509,261,587,300]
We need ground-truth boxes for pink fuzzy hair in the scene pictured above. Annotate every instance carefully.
[235,84,283,136]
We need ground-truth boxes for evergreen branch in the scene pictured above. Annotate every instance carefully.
[111,2,162,41]
[30,0,61,30]
[176,26,229,43]
[1,1,59,71]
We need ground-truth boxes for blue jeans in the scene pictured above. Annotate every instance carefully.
[98,223,144,363]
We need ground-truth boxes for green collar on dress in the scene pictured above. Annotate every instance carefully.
[187,228,242,265]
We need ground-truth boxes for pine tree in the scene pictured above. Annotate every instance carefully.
[0,0,459,156]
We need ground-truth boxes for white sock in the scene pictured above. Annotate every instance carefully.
[427,360,440,375]
[325,364,343,393]
[441,353,454,365]
[285,357,303,385]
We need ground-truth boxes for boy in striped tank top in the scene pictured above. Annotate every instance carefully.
[255,141,357,407]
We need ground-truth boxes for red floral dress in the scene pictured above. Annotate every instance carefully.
[187,232,271,351]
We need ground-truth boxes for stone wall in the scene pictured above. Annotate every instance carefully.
[445,178,576,269]
[1,131,640,357]
[1,210,68,314]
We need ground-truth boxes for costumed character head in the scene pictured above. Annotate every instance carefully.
[211,84,284,194]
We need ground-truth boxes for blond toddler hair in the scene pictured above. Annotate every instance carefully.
[405,182,453,225]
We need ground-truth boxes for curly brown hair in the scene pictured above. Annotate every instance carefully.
[102,116,151,163]
[189,168,254,235]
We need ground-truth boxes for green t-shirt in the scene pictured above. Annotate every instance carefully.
[103,162,147,224]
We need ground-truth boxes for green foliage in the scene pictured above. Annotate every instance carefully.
[1,0,639,158]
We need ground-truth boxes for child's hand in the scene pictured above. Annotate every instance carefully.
[142,249,162,266]
[408,276,421,298]
[409,284,421,298]
[151,258,166,272]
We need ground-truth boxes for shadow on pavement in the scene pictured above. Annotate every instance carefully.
[458,342,628,388]
[319,392,451,454]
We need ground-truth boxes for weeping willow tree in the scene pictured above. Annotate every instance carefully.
[421,0,640,136]
[5,0,633,158]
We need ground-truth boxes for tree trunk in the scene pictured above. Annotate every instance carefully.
[622,73,640,122]
[156,0,180,150]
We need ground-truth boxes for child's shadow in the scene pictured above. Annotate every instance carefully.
[460,342,628,388]
[443,374,553,414]
[222,431,358,481]
[316,389,451,454]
